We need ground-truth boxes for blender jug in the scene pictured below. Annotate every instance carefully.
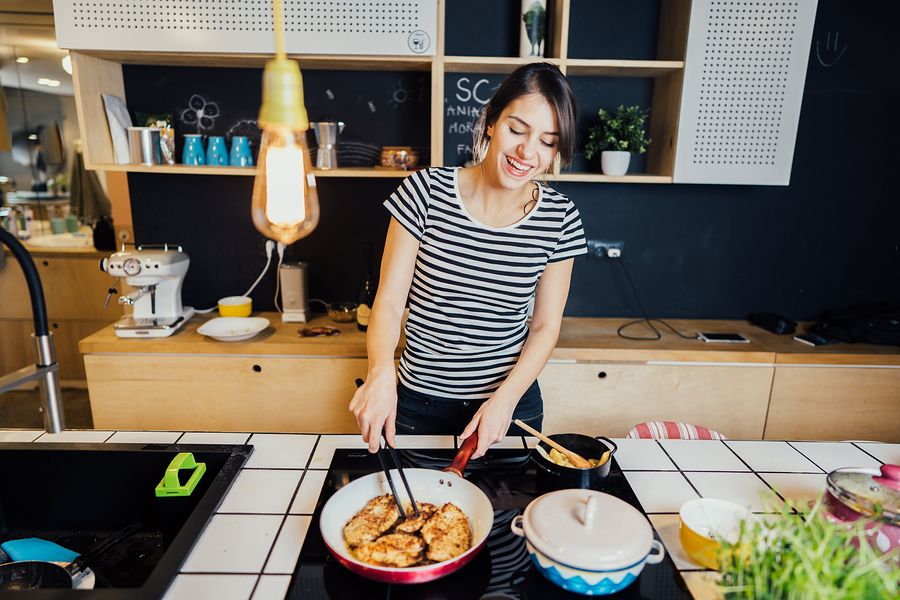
[310,121,345,170]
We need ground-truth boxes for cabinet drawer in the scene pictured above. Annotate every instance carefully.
[765,366,900,443]
[84,355,380,433]
[0,255,123,320]
[538,362,774,439]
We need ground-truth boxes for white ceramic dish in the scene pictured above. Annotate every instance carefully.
[197,317,269,342]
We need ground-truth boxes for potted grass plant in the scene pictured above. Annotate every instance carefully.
[584,105,651,176]
[713,496,900,599]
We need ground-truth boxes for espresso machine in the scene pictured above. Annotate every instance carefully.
[309,121,344,169]
[100,245,195,338]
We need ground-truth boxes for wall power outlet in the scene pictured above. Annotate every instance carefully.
[586,240,624,261]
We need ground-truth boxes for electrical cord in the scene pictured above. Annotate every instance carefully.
[610,254,698,341]
[274,242,286,312]
[195,240,276,314]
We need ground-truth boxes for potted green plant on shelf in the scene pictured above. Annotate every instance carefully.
[584,105,651,176]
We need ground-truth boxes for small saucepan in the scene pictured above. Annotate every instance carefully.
[0,522,142,590]
[531,434,618,491]
[319,435,494,584]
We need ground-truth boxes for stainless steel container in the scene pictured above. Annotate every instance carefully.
[309,122,344,170]
[127,126,162,166]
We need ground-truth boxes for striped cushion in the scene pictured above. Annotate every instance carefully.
[626,421,728,440]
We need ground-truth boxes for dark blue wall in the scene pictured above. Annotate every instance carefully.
[125,0,900,320]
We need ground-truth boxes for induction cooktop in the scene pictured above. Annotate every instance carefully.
[286,447,693,600]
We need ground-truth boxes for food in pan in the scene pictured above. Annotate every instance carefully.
[343,494,472,567]
[537,445,605,469]
[420,502,471,562]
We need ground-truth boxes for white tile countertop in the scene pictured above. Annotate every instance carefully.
[1,429,898,600]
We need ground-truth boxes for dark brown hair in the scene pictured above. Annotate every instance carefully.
[472,62,578,173]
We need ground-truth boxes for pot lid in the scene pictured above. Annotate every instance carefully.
[521,489,653,571]
[827,465,900,525]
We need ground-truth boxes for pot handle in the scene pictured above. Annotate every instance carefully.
[874,464,900,491]
[595,436,618,455]
[645,540,666,565]
[444,431,478,478]
[510,515,525,538]
[594,435,619,454]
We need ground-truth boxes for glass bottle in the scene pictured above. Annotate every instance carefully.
[357,242,377,332]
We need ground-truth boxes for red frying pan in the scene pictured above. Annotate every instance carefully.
[318,434,491,584]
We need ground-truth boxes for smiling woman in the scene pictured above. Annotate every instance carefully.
[349,62,587,460]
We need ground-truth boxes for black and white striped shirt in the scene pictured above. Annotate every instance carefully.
[385,167,586,400]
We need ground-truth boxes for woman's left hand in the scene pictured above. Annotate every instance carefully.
[459,396,517,459]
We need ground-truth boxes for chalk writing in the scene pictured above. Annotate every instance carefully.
[816,31,847,67]
[455,77,493,104]
[326,89,335,100]
[367,101,377,113]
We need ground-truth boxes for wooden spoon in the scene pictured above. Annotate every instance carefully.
[514,419,593,469]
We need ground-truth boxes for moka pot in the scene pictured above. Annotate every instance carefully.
[309,121,345,170]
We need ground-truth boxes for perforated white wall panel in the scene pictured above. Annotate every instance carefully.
[52,0,437,56]
[674,0,818,185]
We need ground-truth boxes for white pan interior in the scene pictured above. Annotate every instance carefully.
[319,469,494,574]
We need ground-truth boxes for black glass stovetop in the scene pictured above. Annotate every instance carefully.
[286,448,693,600]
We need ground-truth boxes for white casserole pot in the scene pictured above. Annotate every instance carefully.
[511,489,665,595]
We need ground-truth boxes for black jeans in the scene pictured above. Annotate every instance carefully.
[395,380,543,437]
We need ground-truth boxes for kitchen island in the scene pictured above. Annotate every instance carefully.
[78,313,900,442]
[2,427,897,599]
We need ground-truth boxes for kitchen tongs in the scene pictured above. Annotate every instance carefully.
[354,378,420,520]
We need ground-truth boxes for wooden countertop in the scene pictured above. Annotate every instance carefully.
[79,313,900,365]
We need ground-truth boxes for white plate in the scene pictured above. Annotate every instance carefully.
[197,317,270,342]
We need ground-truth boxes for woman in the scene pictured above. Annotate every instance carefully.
[350,62,586,459]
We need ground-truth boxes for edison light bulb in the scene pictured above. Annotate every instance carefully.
[251,126,319,244]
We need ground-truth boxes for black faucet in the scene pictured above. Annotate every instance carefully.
[0,228,65,432]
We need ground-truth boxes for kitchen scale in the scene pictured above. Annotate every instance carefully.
[286,448,693,600]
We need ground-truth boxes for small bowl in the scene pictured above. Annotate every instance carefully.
[678,498,757,569]
[327,301,357,323]
[218,296,252,317]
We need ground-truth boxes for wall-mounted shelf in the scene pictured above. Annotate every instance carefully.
[93,164,416,178]
[69,0,690,183]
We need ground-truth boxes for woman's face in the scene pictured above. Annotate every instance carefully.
[485,93,559,191]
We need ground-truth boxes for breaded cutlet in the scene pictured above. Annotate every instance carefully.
[343,494,400,547]
[354,533,425,568]
[420,502,471,562]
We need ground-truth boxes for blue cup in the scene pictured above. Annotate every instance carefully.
[182,135,205,165]
[229,136,253,167]
[206,136,228,166]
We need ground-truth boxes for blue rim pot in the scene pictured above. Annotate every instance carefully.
[511,489,665,595]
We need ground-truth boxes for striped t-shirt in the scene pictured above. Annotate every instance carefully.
[384,167,587,400]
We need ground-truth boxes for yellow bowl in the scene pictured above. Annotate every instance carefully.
[679,498,757,570]
[218,296,252,317]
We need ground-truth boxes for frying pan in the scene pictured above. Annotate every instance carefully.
[319,434,493,584]
[0,522,142,590]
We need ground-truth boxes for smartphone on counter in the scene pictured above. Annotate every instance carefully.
[697,332,750,343]
[793,332,839,347]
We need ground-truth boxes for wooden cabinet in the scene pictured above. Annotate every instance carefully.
[765,365,900,443]
[0,249,123,381]
[84,354,371,433]
[67,0,689,183]
[539,361,774,439]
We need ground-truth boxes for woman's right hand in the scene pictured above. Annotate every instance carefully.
[349,375,399,453]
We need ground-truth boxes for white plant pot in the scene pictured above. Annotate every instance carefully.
[601,151,631,176]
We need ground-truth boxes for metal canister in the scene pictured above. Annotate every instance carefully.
[127,126,161,166]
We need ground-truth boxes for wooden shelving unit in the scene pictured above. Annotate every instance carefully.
[69,0,690,184]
